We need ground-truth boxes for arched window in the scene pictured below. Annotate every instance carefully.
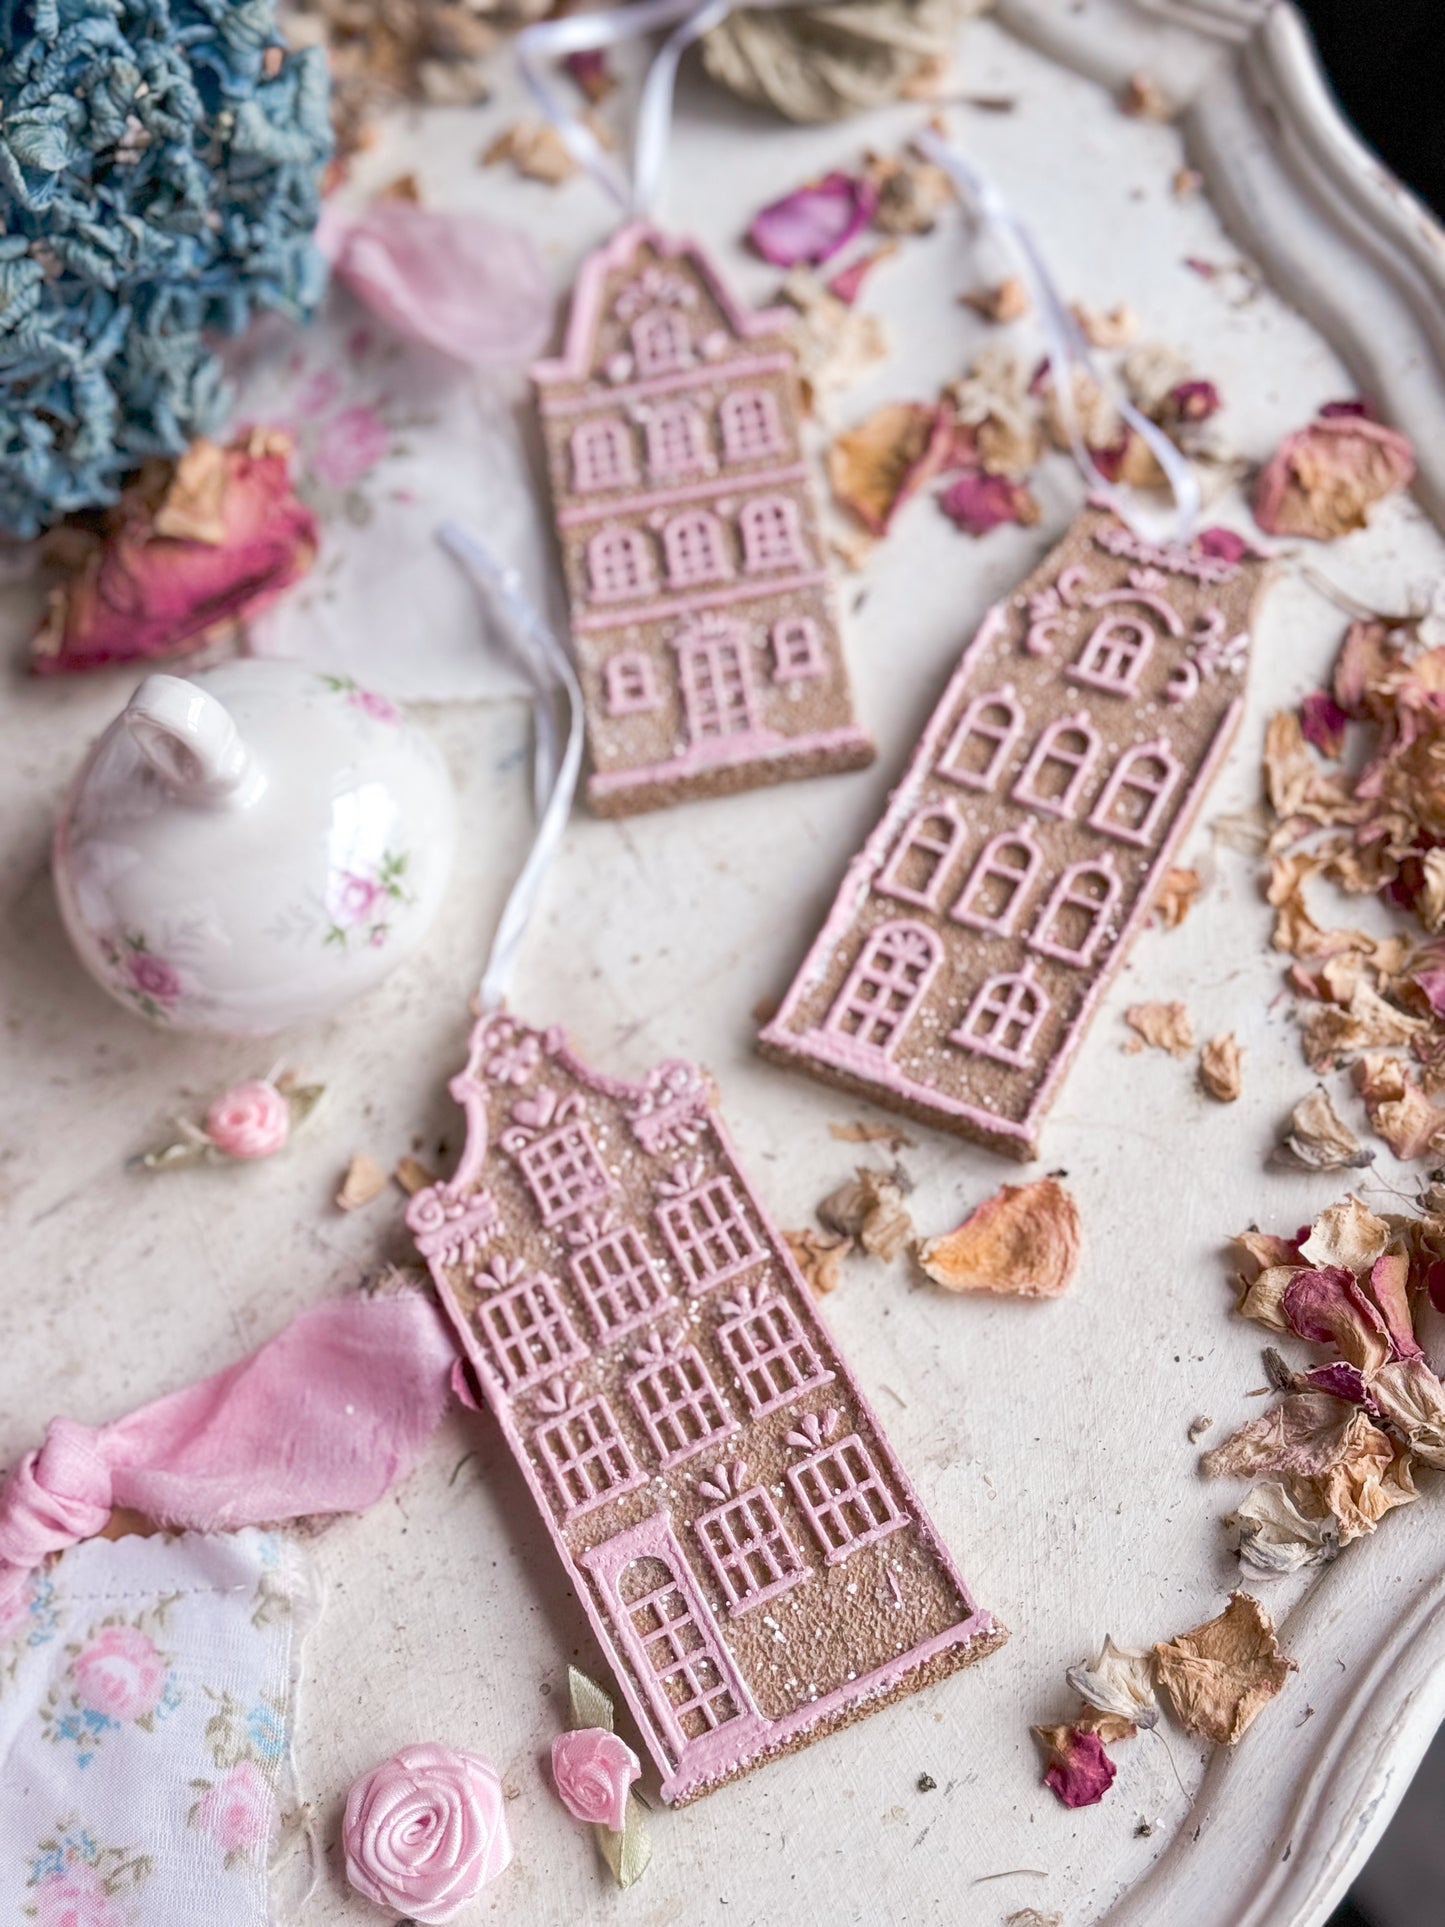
[824,919,941,1057]
[877,805,965,911]
[631,308,691,376]
[950,828,1042,936]
[1088,738,1182,845]
[1012,712,1100,818]
[940,686,1022,792]
[771,616,824,682]
[949,965,1049,1069]
[1028,858,1122,967]
[645,401,709,481]
[1068,613,1155,697]
[570,418,636,493]
[674,615,758,743]
[738,495,806,573]
[720,388,784,463]
[587,526,655,603]
[603,651,661,717]
[662,509,730,588]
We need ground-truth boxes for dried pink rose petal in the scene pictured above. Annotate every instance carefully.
[1166,378,1222,423]
[31,432,317,676]
[747,172,875,268]
[1196,526,1253,564]
[1252,413,1416,540]
[828,401,953,536]
[938,470,1040,536]
[916,1176,1081,1299]
[1280,1266,1391,1373]
[1299,690,1349,757]
[1032,1724,1117,1808]
[825,242,897,306]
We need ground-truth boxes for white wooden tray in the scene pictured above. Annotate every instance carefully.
[4,4,1444,1923]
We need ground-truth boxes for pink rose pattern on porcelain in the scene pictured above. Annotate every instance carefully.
[343,1742,513,1925]
[204,1081,291,1160]
[551,1727,639,1832]
[323,850,411,949]
[95,934,184,1025]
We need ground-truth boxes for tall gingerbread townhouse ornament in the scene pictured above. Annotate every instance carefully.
[408,1017,1003,1804]
[532,222,874,815]
[760,507,1272,1158]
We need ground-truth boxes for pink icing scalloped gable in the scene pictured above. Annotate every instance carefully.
[410,1014,1003,1804]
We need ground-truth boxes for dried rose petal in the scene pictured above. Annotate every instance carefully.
[1272,1087,1373,1172]
[1154,1593,1294,1745]
[1366,1251,1422,1360]
[937,471,1040,536]
[916,1176,1081,1299]
[1152,866,1201,929]
[1032,1724,1117,1808]
[32,431,317,676]
[1199,1033,1243,1102]
[1196,526,1253,564]
[1124,1001,1194,1058]
[1298,1195,1391,1273]
[1280,1267,1391,1373]
[784,1228,851,1296]
[824,242,897,307]
[827,402,953,536]
[817,1168,913,1262]
[1165,378,1222,424]
[1299,690,1349,757]
[1065,1637,1158,1731]
[1356,1053,1445,1160]
[1252,413,1415,540]
[748,172,875,268]
[1232,1482,1338,1578]
[563,48,615,102]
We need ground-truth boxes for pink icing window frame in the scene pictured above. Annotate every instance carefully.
[534,1394,646,1520]
[631,307,692,376]
[719,388,785,463]
[675,619,760,742]
[738,494,806,573]
[770,616,825,683]
[587,526,656,603]
[1028,857,1122,967]
[949,965,1049,1069]
[938,686,1023,793]
[603,651,662,717]
[876,805,966,913]
[824,918,943,1057]
[695,1485,808,1615]
[568,1225,671,1343]
[662,509,731,588]
[570,417,637,493]
[715,1295,833,1417]
[475,1274,591,1394]
[1066,611,1155,697]
[1011,711,1101,819]
[645,400,710,481]
[516,1122,612,1227]
[656,1177,766,1295]
[949,826,1043,936]
[610,1536,745,1744]
[1087,737,1183,846]
[626,1345,736,1469]
[786,1432,906,1566]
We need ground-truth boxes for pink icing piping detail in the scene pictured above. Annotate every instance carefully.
[560,463,810,528]
[539,351,795,417]
[574,568,828,633]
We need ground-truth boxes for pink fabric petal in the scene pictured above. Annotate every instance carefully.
[747,172,875,268]
[321,201,554,370]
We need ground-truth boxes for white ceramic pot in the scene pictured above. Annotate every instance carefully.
[53,661,457,1035]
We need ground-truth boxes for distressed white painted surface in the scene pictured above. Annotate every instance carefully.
[3,7,1444,1924]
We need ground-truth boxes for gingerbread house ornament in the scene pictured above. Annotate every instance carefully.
[532,223,874,815]
[408,1015,1003,1804]
[760,507,1272,1158]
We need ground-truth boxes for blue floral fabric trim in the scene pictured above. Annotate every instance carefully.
[0,0,332,535]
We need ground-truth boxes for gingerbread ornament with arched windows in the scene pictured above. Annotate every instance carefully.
[533,222,872,815]
[761,505,1272,1158]
[408,1014,1003,1805]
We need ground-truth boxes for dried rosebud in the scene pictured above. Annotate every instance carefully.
[916,1176,1081,1299]
[1252,413,1415,540]
[32,433,317,676]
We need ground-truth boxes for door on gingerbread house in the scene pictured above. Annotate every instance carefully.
[583,1512,768,1793]
[672,615,762,751]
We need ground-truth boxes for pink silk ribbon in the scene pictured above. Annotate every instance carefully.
[0,1291,457,1609]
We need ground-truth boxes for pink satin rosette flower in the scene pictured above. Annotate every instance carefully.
[205,1080,291,1160]
[343,1742,512,1924]
[550,1727,640,1834]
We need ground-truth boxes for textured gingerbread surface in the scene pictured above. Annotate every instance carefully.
[759,507,1271,1158]
[408,1015,1002,1803]
[532,222,873,816]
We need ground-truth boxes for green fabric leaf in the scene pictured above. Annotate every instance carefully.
[140,1139,212,1172]
[282,1082,325,1127]
[567,1665,614,1734]
[596,1794,652,1889]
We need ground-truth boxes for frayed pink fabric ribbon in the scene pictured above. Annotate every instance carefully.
[0,1292,457,1609]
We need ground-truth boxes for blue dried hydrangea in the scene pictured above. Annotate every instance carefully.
[0,0,332,536]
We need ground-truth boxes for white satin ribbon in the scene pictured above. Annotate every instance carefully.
[916,128,1200,539]
[438,523,584,1011]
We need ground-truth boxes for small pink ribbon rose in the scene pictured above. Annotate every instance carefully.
[550,1727,640,1834]
[204,1080,291,1160]
[343,1742,512,1924]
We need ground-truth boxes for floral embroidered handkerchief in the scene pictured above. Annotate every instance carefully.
[0,1529,314,1926]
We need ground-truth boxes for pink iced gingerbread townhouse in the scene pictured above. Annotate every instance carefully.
[408,1015,1002,1804]
[532,222,873,816]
